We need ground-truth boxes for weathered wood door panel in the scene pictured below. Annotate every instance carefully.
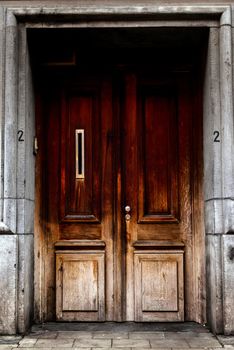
[122,72,193,320]
[37,66,201,322]
[40,75,115,321]
[56,252,105,321]
[134,252,184,321]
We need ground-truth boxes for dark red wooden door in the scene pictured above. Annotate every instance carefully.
[38,67,196,322]
[121,71,193,321]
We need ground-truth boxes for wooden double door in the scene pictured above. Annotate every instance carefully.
[38,64,203,322]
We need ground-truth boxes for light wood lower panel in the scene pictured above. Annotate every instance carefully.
[56,251,105,321]
[134,251,184,321]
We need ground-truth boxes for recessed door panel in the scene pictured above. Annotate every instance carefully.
[134,252,184,321]
[60,91,101,223]
[56,252,105,321]
[138,88,179,223]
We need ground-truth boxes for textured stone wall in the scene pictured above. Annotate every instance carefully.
[0,3,234,336]
[0,7,35,334]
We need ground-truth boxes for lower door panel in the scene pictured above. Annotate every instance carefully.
[134,250,184,321]
[56,246,105,321]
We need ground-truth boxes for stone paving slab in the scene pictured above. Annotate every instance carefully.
[218,336,234,346]
[3,322,234,350]
[74,339,112,348]
[186,338,222,347]
[35,339,74,348]
[92,348,131,350]
[23,334,58,340]
[112,339,150,347]
[129,332,164,339]
[17,348,52,350]
[165,331,216,339]
[57,332,92,339]
[92,332,128,340]
[150,339,189,348]
[18,339,37,347]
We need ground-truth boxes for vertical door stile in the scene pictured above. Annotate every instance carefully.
[101,77,115,321]
[113,73,124,321]
[123,72,138,321]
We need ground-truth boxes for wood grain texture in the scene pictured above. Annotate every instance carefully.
[56,252,105,321]
[134,252,184,321]
[60,89,101,223]
[138,87,179,223]
[35,60,204,323]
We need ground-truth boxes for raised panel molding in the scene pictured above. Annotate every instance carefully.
[134,251,184,321]
[60,89,101,223]
[56,251,105,321]
[138,87,179,223]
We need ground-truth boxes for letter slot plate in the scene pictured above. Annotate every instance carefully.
[75,129,85,179]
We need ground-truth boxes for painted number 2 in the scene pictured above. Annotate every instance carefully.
[17,130,24,142]
[213,131,220,142]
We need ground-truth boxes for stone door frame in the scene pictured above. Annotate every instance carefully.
[0,4,233,335]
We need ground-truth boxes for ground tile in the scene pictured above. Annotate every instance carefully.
[92,348,131,350]
[92,332,129,339]
[186,338,222,348]
[165,332,215,340]
[74,339,111,348]
[51,348,91,350]
[57,332,92,339]
[18,348,52,350]
[135,348,171,350]
[218,336,234,346]
[69,348,91,350]
[37,332,58,339]
[24,332,58,340]
[112,339,150,348]
[18,338,37,347]
[35,339,74,348]
[150,339,189,348]
[129,332,164,340]
[176,332,215,338]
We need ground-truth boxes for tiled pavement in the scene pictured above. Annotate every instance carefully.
[0,323,234,350]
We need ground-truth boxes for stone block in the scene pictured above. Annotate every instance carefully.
[112,339,150,348]
[17,199,34,234]
[74,339,111,348]
[0,235,17,334]
[3,199,16,234]
[17,234,34,334]
[206,235,223,334]
[57,332,92,339]
[35,339,74,347]
[17,26,35,201]
[205,200,223,234]
[92,332,128,339]
[203,27,221,202]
